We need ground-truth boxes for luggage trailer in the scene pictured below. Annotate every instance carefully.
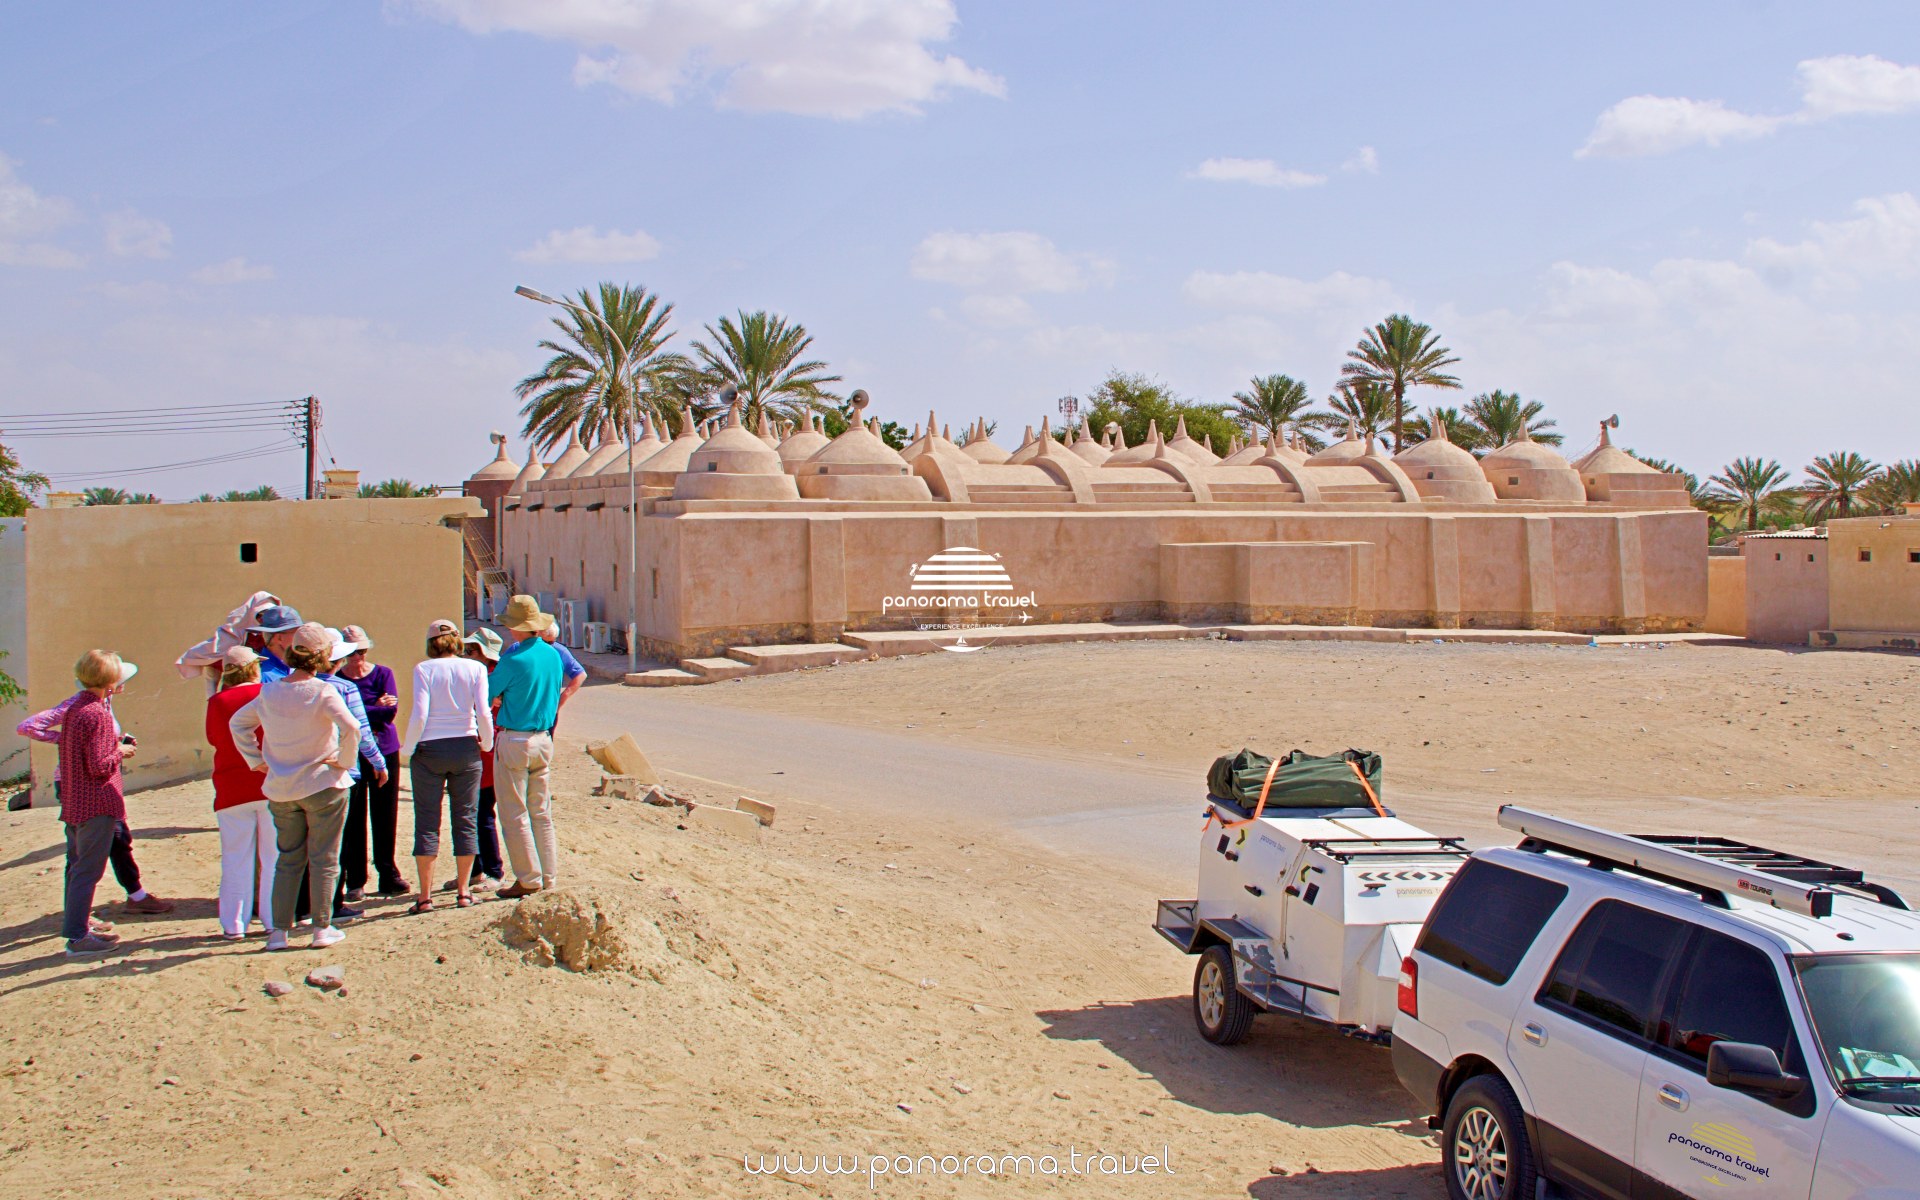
[1154,800,1472,1046]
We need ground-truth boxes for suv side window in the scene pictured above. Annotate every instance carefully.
[1416,859,1569,986]
[1659,928,1803,1073]
[1540,899,1689,1041]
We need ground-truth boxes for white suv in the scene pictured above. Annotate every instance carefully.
[1394,807,1920,1200]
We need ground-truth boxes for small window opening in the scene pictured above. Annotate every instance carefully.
[1860,549,1873,563]
[1808,554,1816,563]
[1909,550,1920,564]
[1508,476,1520,486]
[650,567,659,599]
[548,557,554,581]
[1426,471,1435,480]
[612,563,619,591]
[1774,553,1782,561]
[706,462,717,471]
[239,542,258,563]
[579,560,585,588]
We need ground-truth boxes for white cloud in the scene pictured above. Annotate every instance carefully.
[414,0,1003,119]
[1579,54,1920,158]
[957,294,1034,328]
[191,256,275,285]
[103,209,172,259]
[910,231,1109,295]
[514,225,662,264]
[1189,157,1326,189]
[1746,192,1920,287]
[1182,269,1397,317]
[0,152,82,268]
[1577,95,1782,158]
[1341,145,1379,174]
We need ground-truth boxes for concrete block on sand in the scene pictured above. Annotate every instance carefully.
[585,734,660,785]
[734,796,775,827]
[685,803,762,842]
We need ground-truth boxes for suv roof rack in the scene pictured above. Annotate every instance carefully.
[1497,806,1908,919]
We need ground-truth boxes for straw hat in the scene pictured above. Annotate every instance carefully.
[498,594,555,633]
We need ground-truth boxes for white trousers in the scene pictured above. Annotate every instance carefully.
[217,800,277,934]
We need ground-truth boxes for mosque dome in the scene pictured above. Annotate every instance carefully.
[1165,416,1220,465]
[573,418,627,477]
[594,414,664,477]
[673,402,801,500]
[1306,424,1370,465]
[543,424,591,479]
[959,418,1011,464]
[797,390,932,501]
[507,449,546,495]
[1068,419,1111,466]
[634,407,705,480]
[901,410,974,468]
[1573,424,1660,476]
[470,432,521,482]
[1480,431,1585,503]
[1104,420,1165,465]
[1394,414,1496,503]
[777,413,833,473]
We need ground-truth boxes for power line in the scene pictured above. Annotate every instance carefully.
[48,439,299,481]
[0,399,303,420]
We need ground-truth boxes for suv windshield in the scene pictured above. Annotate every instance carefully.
[1795,953,1920,1097]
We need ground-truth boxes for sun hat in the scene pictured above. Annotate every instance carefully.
[463,627,503,662]
[115,660,139,685]
[323,627,358,663]
[221,646,259,670]
[498,594,555,633]
[340,624,373,652]
[426,618,462,639]
[247,604,303,634]
[290,622,332,656]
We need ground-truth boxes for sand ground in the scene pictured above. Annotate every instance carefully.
[0,639,1913,1199]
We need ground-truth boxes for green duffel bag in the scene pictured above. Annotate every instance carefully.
[1207,747,1384,810]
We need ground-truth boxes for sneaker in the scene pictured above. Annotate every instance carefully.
[375,881,411,898]
[311,926,347,949]
[496,882,542,900]
[344,888,365,903]
[264,931,289,951]
[470,875,500,892]
[65,934,118,958]
[123,894,175,915]
[332,905,364,923]
[88,917,115,936]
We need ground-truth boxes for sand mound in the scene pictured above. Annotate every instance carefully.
[492,887,730,980]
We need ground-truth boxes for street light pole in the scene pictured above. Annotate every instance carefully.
[515,285,642,675]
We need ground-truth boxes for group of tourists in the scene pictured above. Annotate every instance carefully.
[25,591,579,958]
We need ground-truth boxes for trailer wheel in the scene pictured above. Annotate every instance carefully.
[1193,945,1256,1045]
[1441,1075,1537,1200]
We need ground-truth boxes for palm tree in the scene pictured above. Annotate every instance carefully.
[1419,405,1486,452]
[218,485,282,503]
[357,479,439,498]
[515,282,693,452]
[1464,391,1561,447]
[1863,459,1920,514]
[1630,454,1709,507]
[1321,379,1405,443]
[82,487,132,506]
[1801,451,1879,521]
[1707,458,1795,532]
[688,311,842,428]
[1340,314,1462,453]
[1229,374,1321,442]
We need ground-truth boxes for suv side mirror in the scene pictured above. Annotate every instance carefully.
[1707,1041,1806,1098]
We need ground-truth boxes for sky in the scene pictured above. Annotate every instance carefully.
[1,0,1918,498]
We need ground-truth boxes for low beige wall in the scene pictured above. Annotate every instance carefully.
[25,497,477,803]
[1826,516,1920,636]
[0,519,25,784]
[1743,538,1829,645]
[1704,556,1747,637]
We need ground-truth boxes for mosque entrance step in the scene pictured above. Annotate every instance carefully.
[681,656,756,680]
[725,643,876,673]
[623,668,709,687]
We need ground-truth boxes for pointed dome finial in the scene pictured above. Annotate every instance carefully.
[1345,417,1359,441]
[1431,410,1448,444]
[1147,419,1163,447]
[1598,418,1613,448]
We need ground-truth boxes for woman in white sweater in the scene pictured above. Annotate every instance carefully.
[229,622,364,951]
[399,619,494,911]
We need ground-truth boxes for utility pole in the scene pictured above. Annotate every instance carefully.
[302,396,317,499]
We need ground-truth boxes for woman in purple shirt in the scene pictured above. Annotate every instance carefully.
[336,625,407,897]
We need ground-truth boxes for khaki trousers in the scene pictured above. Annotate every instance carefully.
[269,786,349,931]
[493,730,557,888]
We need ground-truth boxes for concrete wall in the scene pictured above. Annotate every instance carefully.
[0,519,25,784]
[1704,556,1747,637]
[500,492,1710,658]
[1825,515,1920,637]
[1743,537,1829,644]
[24,497,477,803]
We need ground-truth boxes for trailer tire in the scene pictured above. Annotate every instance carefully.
[1192,945,1256,1045]
[1440,1074,1537,1200]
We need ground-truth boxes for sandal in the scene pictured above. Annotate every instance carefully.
[456,893,476,908]
[407,898,434,915]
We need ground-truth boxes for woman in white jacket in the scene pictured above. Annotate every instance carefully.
[399,619,493,911]
[229,622,363,951]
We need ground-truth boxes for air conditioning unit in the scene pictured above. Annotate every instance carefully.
[583,621,613,654]
[558,598,588,647]
[535,590,558,617]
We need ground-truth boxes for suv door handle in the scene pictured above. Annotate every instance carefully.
[1522,1023,1547,1046]
[1658,1083,1689,1112]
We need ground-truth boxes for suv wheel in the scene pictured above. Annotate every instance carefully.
[1441,1075,1537,1200]
[1192,945,1256,1045]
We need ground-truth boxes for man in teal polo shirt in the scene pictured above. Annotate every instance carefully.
[490,595,566,898]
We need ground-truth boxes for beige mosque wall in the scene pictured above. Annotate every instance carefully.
[1824,514,1920,638]
[1742,534,1830,645]
[1704,556,1748,637]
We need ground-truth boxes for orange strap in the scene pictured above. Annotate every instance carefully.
[1207,754,1285,832]
[1349,760,1387,817]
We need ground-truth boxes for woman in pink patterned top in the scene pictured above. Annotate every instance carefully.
[57,650,139,958]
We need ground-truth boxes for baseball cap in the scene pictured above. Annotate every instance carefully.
[248,604,303,633]
[221,646,259,670]
[323,627,358,663]
[426,618,461,639]
[290,622,332,656]
[340,624,373,651]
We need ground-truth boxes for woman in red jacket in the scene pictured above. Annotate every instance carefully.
[205,646,272,939]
